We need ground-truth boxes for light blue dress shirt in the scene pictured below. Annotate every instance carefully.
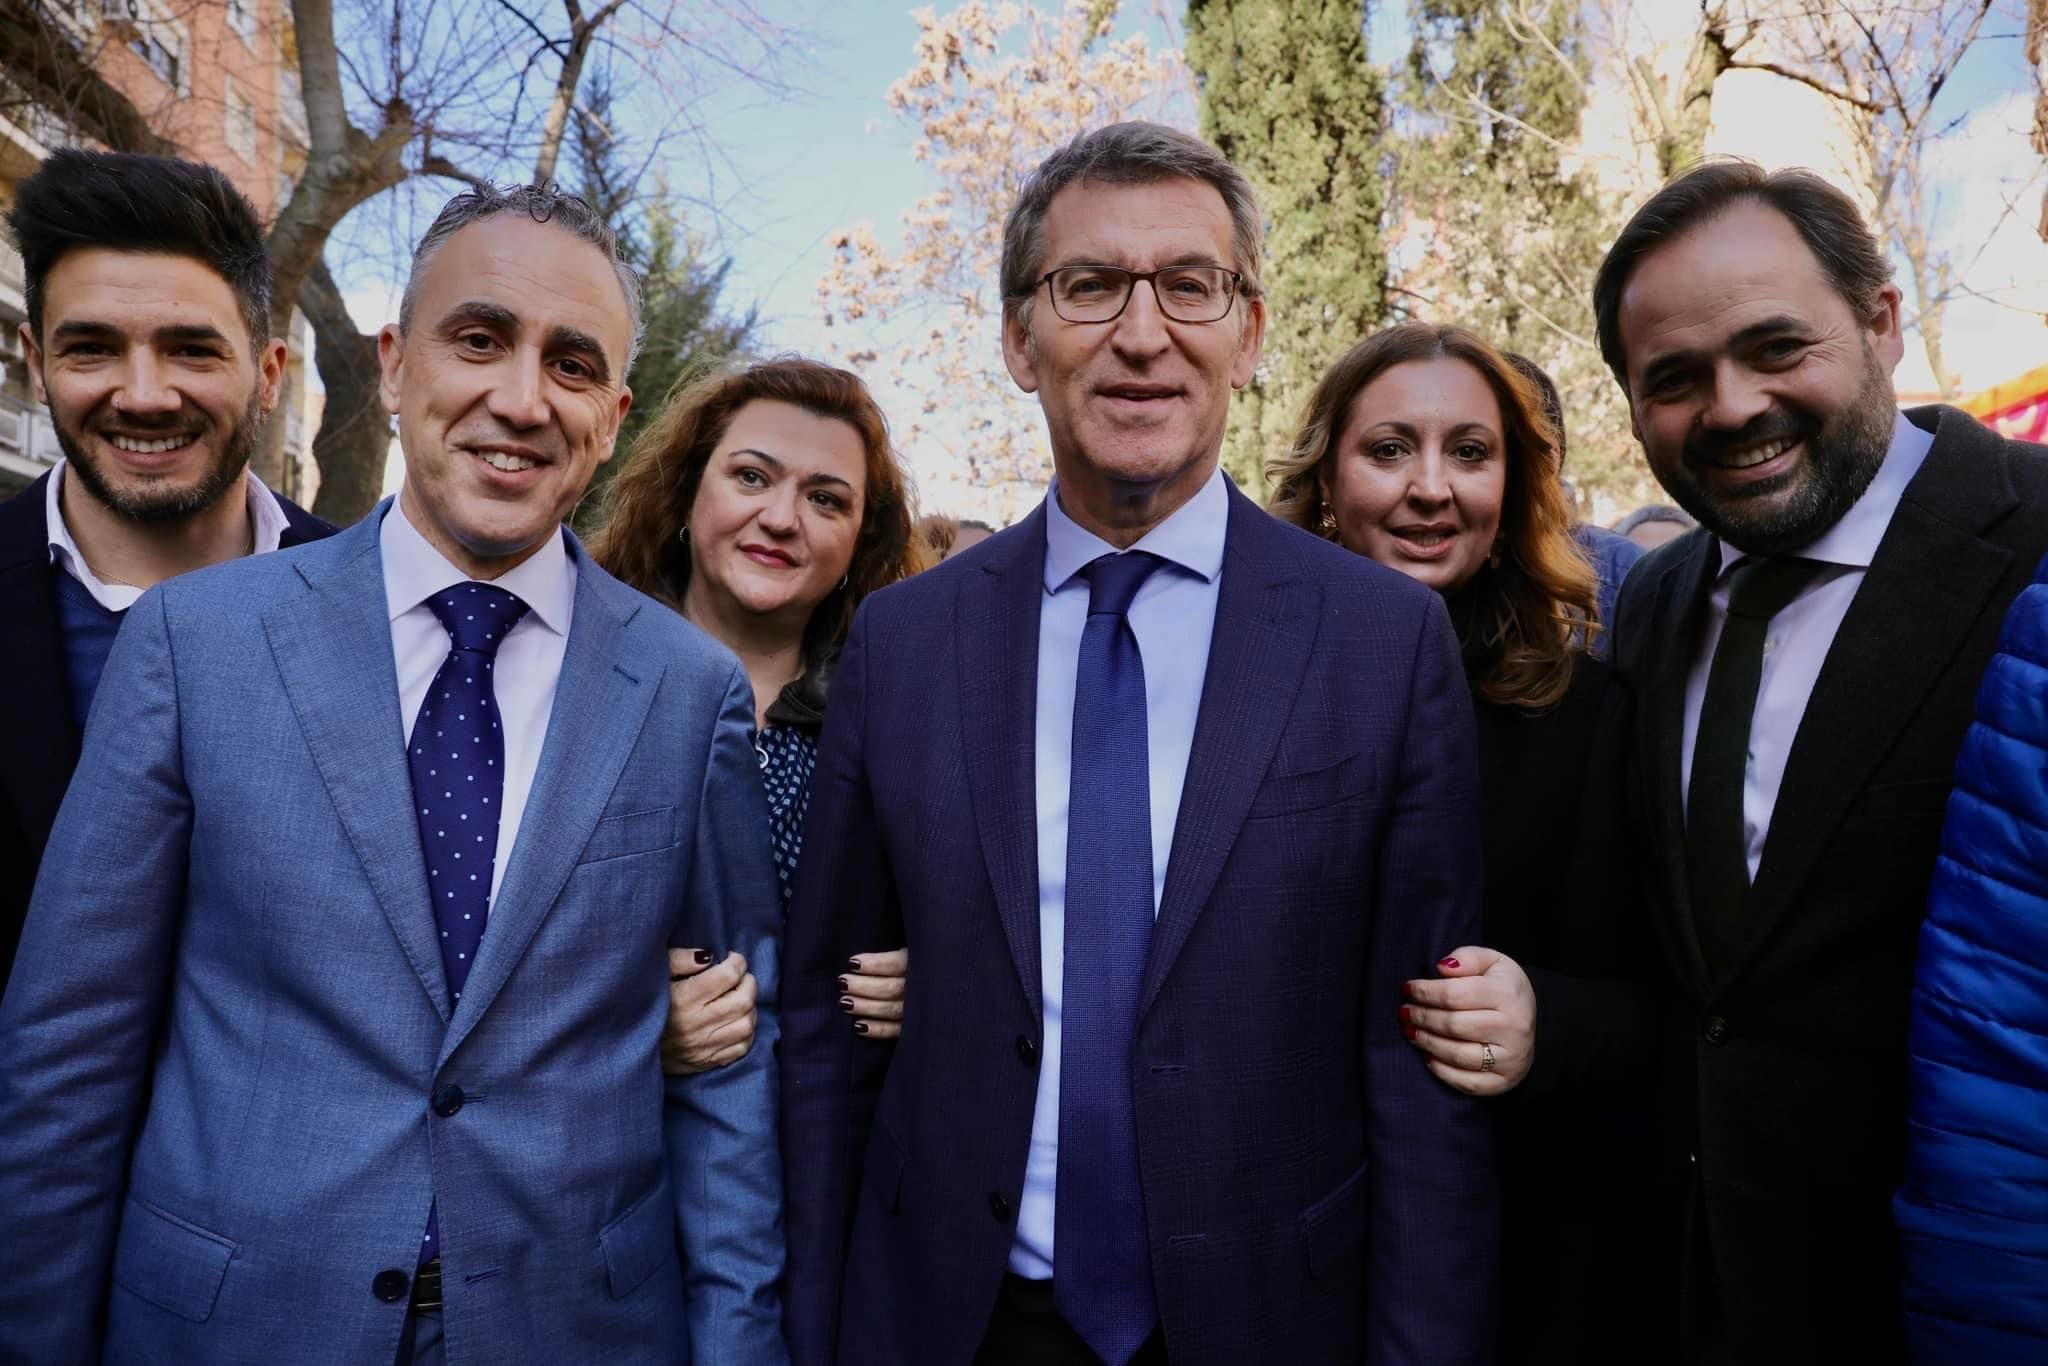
[1009,467,1227,1279]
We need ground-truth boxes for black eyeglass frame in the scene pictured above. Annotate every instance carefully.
[1026,264,1245,324]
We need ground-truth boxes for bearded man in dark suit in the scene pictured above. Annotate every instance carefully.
[1598,159,2048,1364]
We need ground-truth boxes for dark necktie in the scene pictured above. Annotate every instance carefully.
[1686,556,1824,971]
[1056,550,1163,1365]
[409,581,529,1265]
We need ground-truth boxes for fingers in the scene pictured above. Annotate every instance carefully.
[669,947,714,980]
[847,947,908,978]
[671,959,751,1015]
[1399,1002,1497,1043]
[840,971,905,1004]
[854,1019,902,1041]
[1430,946,1502,978]
[1402,975,1501,1012]
[839,991,903,1023]
[1423,1055,1511,1098]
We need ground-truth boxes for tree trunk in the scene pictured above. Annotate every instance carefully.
[300,262,391,525]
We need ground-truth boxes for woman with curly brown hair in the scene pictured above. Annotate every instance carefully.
[1270,322,1654,1362]
[589,357,925,1073]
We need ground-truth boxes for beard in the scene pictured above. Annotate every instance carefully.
[53,389,266,527]
[1663,343,1898,557]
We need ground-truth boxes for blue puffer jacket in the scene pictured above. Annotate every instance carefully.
[1898,560,2048,1362]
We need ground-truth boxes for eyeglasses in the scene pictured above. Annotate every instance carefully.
[1032,265,1243,324]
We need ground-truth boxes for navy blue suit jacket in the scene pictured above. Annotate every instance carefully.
[781,482,1498,1365]
[0,471,331,1002]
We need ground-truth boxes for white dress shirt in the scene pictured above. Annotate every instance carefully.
[380,499,576,904]
[1011,467,1227,1279]
[1681,413,1934,879]
[45,458,291,611]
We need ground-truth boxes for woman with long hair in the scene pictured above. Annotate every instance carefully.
[1269,322,1654,1360]
[590,357,924,1070]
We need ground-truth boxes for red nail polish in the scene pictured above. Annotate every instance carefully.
[1398,1006,1412,1024]
[853,1021,870,1035]
[694,949,713,966]
[1403,1025,1418,1041]
[839,996,854,1012]
[846,957,862,971]
[837,977,849,993]
[1439,957,1459,970]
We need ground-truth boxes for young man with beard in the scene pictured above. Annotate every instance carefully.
[1596,160,2048,1363]
[0,150,330,1001]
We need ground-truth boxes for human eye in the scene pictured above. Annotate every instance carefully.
[1453,440,1492,463]
[1755,336,1806,365]
[553,355,594,382]
[1161,269,1214,299]
[808,489,847,512]
[734,465,769,489]
[1059,269,1116,299]
[455,331,500,356]
[1366,439,1406,461]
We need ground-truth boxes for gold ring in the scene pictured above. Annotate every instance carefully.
[1480,1043,1497,1073]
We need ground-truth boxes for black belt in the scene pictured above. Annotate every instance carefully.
[412,1257,445,1312]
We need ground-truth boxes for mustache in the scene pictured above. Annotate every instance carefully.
[1684,409,1815,465]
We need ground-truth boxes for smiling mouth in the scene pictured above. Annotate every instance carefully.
[1391,526,1458,549]
[1710,436,1799,471]
[106,432,199,454]
[475,449,542,473]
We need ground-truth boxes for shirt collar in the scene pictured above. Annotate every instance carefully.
[1714,411,1933,579]
[1042,465,1229,594]
[379,493,576,637]
[46,458,291,613]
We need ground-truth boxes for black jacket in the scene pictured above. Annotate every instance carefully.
[1609,406,2048,1363]
[0,471,333,999]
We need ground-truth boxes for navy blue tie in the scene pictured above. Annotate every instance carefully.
[1056,550,1163,1364]
[409,581,528,1264]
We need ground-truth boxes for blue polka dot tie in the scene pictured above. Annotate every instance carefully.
[410,581,528,1265]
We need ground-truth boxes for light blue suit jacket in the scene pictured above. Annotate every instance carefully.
[0,505,785,1365]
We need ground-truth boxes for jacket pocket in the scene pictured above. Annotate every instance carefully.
[111,1196,238,1322]
[863,1119,908,1214]
[599,1177,676,1300]
[578,805,678,865]
[1299,1159,1370,1276]
[1245,751,1369,821]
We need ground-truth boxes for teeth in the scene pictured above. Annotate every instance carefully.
[1722,437,1793,469]
[108,434,193,454]
[479,451,538,472]
[1401,532,1452,547]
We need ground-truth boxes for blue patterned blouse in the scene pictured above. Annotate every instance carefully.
[754,724,819,915]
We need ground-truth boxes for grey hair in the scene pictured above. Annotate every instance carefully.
[1611,503,1696,537]
[399,182,645,374]
[1000,121,1265,327]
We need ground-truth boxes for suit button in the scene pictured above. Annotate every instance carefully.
[1703,1016,1728,1045]
[372,1268,410,1302]
[432,1084,465,1117]
[988,1192,1012,1222]
[1016,1035,1038,1066]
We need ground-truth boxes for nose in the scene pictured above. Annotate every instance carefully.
[1701,359,1772,432]
[1109,276,1172,360]
[485,346,550,430]
[1407,450,1453,507]
[755,483,800,534]
[113,349,181,418]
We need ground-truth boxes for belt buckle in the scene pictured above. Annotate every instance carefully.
[411,1257,445,1312]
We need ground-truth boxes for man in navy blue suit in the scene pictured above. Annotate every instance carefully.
[781,122,1497,1365]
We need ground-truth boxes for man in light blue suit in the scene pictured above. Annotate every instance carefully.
[0,184,785,1364]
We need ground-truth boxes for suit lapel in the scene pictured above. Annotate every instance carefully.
[1723,412,2019,985]
[439,546,658,1062]
[0,475,81,854]
[1140,489,1316,1020]
[958,508,1048,1016]
[262,508,448,1020]
[1646,530,1719,995]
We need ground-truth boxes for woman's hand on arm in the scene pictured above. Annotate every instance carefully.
[839,948,908,1041]
[661,948,758,1076]
[1400,946,1537,1097]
